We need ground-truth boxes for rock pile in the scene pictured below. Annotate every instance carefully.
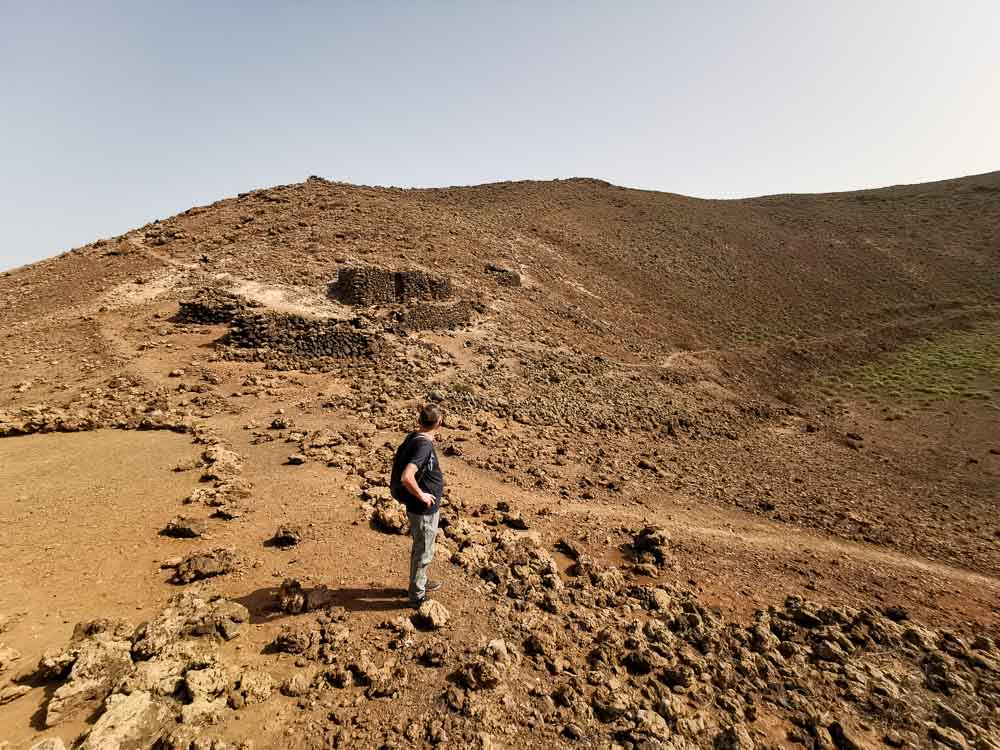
[174,288,259,325]
[335,265,452,306]
[270,609,351,662]
[19,594,252,746]
[183,444,252,520]
[431,518,1000,748]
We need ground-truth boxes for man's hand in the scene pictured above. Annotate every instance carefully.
[402,462,435,507]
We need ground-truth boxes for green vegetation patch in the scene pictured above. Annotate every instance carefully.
[825,322,1000,404]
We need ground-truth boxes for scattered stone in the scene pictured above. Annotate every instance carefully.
[161,516,208,539]
[286,454,307,465]
[416,640,450,667]
[884,604,910,622]
[270,611,350,661]
[555,537,583,559]
[168,369,185,378]
[172,547,239,584]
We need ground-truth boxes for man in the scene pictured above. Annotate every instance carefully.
[390,403,445,607]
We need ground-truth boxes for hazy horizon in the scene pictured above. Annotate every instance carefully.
[2,1,998,271]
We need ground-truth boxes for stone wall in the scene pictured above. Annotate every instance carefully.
[335,265,452,306]
[221,311,382,359]
[390,301,478,332]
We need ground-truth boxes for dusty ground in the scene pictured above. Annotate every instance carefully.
[0,173,998,748]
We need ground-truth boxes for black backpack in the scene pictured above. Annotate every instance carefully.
[390,432,428,501]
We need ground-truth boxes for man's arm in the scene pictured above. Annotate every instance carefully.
[402,463,435,507]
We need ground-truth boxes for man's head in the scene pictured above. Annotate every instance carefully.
[418,403,443,432]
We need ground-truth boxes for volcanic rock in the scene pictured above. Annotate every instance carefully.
[276,578,337,614]
[37,619,135,727]
[270,524,302,548]
[413,600,450,630]
[78,690,173,749]
[132,593,249,659]
[228,668,274,709]
[161,516,208,539]
[0,644,20,673]
[172,548,239,584]
[371,497,409,534]
[0,684,30,705]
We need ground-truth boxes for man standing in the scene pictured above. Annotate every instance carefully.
[390,404,445,607]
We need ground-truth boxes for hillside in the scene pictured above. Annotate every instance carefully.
[0,173,998,749]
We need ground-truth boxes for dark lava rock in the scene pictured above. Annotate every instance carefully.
[160,516,208,539]
[172,547,239,584]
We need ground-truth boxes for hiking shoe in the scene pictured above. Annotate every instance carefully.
[426,580,443,593]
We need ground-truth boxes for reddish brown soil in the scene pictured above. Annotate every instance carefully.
[0,172,998,748]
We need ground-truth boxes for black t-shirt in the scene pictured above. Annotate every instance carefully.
[390,432,444,515]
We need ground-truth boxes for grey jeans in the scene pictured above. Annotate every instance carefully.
[407,509,439,602]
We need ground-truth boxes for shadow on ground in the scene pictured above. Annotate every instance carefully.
[234,585,409,624]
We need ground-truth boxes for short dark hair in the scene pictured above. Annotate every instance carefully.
[419,403,442,429]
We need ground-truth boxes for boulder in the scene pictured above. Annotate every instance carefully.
[79,690,173,750]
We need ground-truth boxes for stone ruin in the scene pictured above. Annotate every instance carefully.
[333,265,453,306]
[389,301,479,332]
[174,287,260,325]
[221,311,382,359]
[485,264,521,287]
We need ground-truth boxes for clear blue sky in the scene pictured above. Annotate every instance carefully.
[2,1,998,270]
